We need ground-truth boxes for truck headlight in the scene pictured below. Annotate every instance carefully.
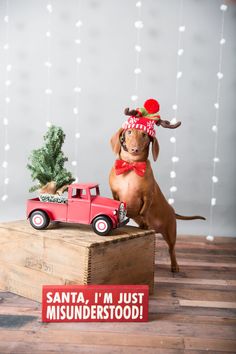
[118,203,126,222]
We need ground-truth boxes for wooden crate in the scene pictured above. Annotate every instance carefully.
[0,221,155,302]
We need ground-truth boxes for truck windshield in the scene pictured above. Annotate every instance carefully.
[90,187,99,197]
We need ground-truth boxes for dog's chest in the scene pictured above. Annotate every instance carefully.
[113,170,145,195]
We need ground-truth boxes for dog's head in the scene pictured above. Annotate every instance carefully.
[110,128,159,162]
[111,99,181,162]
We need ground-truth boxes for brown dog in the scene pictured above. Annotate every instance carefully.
[109,109,205,272]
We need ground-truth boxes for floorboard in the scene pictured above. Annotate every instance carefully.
[0,234,236,353]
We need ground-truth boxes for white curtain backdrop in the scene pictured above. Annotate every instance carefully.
[0,0,235,236]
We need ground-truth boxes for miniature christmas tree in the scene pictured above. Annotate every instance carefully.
[27,125,75,195]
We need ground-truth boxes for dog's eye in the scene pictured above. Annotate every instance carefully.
[142,133,147,138]
[127,130,132,135]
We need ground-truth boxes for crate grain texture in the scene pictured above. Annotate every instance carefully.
[0,221,155,302]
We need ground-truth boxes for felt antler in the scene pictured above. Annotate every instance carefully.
[156,119,181,129]
[124,108,139,116]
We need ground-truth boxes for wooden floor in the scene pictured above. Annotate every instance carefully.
[0,234,236,354]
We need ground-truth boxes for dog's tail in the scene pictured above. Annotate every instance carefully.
[175,213,206,221]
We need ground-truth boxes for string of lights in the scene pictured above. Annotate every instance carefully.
[131,1,143,104]
[45,2,53,128]
[1,0,11,203]
[207,3,228,242]
[71,18,83,181]
[168,0,185,206]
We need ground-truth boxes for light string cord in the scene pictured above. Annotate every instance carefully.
[131,1,143,104]
[207,3,228,242]
[168,0,185,206]
[1,0,11,203]
[45,2,53,127]
[71,19,83,181]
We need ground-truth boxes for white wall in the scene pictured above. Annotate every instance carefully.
[0,0,235,236]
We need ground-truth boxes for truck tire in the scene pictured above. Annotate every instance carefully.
[29,210,50,230]
[92,216,112,236]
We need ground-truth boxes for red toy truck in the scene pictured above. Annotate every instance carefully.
[27,183,129,236]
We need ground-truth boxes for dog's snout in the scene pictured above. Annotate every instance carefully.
[131,147,139,153]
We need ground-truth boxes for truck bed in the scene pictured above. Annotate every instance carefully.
[27,198,68,222]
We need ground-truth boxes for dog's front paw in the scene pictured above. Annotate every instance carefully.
[139,221,149,230]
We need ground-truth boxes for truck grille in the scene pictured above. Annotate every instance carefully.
[119,203,126,222]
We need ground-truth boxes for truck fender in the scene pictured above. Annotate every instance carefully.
[28,208,52,220]
[91,214,116,228]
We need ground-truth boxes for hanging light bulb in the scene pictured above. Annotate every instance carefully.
[131,95,138,102]
[212,176,218,183]
[211,198,216,206]
[3,118,8,126]
[206,235,214,241]
[172,104,178,111]
[134,45,142,52]
[76,20,83,28]
[134,68,142,74]
[178,48,184,56]
[1,194,8,202]
[179,25,185,32]
[220,4,228,11]
[134,20,143,29]
[172,156,179,163]
[73,107,79,115]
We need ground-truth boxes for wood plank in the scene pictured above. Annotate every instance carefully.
[160,253,236,264]
[0,330,185,349]
[150,302,236,318]
[156,234,236,243]
[184,337,236,352]
[154,286,236,303]
[0,342,182,354]
[156,260,236,268]
[1,329,236,352]
[155,277,236,287]
[1,307,236,341]
[0,306,41,317]
[155,265,236,280]
[150,313,236,325]
[179,300,236,309]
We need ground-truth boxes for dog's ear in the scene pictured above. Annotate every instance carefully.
[110,128,123,155]
[151,137,159,161]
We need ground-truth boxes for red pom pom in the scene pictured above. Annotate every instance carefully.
[144,99,160,114]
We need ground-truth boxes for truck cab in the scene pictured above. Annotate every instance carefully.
[67,183,100,224]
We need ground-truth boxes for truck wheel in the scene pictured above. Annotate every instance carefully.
[92,216,112,236]
[30,210,50,230]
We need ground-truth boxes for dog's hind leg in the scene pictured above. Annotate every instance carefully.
[162,222,179,273]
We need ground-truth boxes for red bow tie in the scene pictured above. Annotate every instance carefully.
[115,159,147,177]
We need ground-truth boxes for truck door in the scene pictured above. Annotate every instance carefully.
[67,187,90,224]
